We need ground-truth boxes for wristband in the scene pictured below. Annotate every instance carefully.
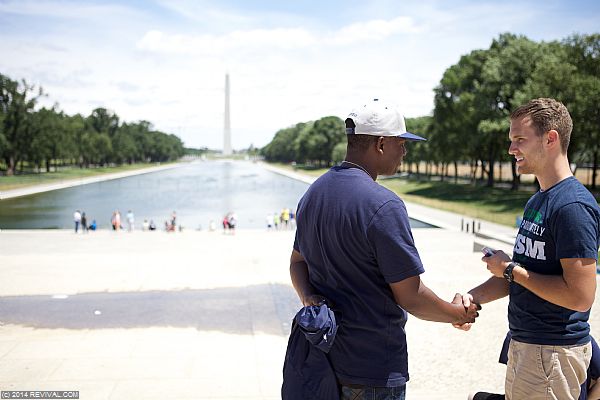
[503,262,519,282]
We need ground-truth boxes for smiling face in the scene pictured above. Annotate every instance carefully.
[508,116,546,175]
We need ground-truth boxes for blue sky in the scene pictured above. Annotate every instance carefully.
[1,0,599,150]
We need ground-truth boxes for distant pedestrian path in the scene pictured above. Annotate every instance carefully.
[0,163,184,200]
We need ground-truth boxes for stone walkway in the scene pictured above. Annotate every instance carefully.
[1,227,598,399]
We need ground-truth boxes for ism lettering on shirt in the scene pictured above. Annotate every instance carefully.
[513,219,547,261]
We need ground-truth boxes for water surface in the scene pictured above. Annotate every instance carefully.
[0,161,435,230]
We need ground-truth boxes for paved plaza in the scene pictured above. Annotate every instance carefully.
[1,222,599,399]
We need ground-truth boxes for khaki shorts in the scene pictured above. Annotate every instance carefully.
[505,339,591,400]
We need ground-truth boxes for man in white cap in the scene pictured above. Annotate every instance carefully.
[289,99,479,399]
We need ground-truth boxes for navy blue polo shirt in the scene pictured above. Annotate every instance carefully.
[510,177,600,345]
[293,166,424,387]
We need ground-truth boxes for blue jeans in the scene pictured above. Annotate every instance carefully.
[341,385,406,400]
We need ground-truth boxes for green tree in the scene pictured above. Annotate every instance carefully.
[87,108,119,137]
[93,133,113,165]
[331,141,347,164]
[404,116,433,176]
[432,49,489,182]
[309,116,345,166]
[262,123,308,162]
[29,107,58,172]
[431,34,546,188]
[66,114,88,167]
[0,74,44,175]
[564,34,600,189]
[477,34,544,187]
[112,128,137,164]
[294,122,325,165]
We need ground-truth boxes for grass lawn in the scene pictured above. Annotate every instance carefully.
[379,178,530,227]
[0,163,170,191]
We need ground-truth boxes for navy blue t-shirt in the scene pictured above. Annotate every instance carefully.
[510,176,600,345]
[293,166,425,387]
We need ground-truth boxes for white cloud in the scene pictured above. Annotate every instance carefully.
[329,16,421,45]
[137,27,317,54]
[136,16,420,55]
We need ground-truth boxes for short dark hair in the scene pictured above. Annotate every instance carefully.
[345,118,379,151]
[510,98,573,153]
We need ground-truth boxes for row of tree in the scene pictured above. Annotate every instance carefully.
[261,33,600,189]
[0,73,185,175]
[260,116,346,167]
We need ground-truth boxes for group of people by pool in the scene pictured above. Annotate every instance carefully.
[266,208,296,230]
[72,209,176,233]
[73,208,300,233]
[72,209,96,233]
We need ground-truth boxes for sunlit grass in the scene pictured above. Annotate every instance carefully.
[380,179,529,227]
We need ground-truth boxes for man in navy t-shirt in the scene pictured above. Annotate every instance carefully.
[290,99,480,399]
[461,98,600,400]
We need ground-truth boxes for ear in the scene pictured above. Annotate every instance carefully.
[546,130,559,148]
[377,137,385,153]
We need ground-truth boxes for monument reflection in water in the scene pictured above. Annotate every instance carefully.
[0,161,435,230]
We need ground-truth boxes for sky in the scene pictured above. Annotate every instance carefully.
[1,0,599,150]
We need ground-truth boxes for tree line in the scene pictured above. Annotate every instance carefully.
[0,73,185,175]
[261,33,600,190]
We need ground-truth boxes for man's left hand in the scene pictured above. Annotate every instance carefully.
[482,250,512,278]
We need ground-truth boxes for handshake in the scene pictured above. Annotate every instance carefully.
[451,292,481,330]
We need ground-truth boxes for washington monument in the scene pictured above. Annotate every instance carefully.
[223,73,232,156]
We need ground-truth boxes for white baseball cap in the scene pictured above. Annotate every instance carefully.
[346,98,426,141]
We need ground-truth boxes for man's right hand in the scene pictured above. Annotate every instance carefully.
[451,293,480,329]
[302,294,328,307]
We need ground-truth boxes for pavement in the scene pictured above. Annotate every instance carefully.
[1,166,599,399]
[2,228,599,400]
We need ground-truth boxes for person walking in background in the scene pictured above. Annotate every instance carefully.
[73,210,81,233]
[126,210,135,232]
[459,98,600,400]
[266,213,273,230]
[222,214,230,233]
[288,99,479,399]
[273,211,280,230]
[282,207,290,229]
[228,212,237,235]
[81,212,88,233]
[170,211,177,230]
[115,210,121,231]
